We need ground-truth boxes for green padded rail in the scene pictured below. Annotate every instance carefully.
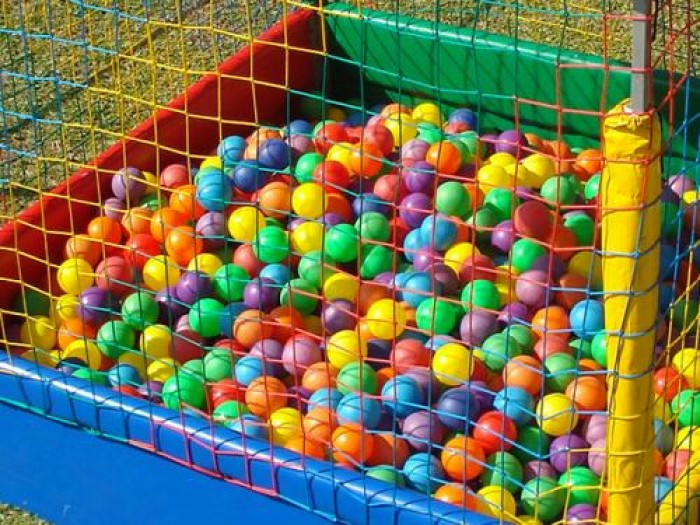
[323,2,698,175]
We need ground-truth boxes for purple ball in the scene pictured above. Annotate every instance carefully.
[176,271,213,305]
[498,301,531,324]
[243,277,279,312]
[412,248,439,272]
[531,254,566,280]
[374,272,395,286]
[249,338,285,376]
[78,286,111,325]
[523,460,558,481]
[587,438,607,476]
[515,270,550,308]
[516,186,536,201]
[282,336,322,377]
[403,367,440,404]
[104,197,126,221]
[549,434,588,472]
[353,192,390,217]
[111,167,146,202]
[156,286,187,322]
[495,129,528,157]
[322,299,357,334]
[195,212,226,248]
[491,220,516,253]
[289,217,306,230]
[321,212,344,226]
[566,503,598,523]
[668,174,695,198]
[403,161,435,194]
[465,380,495,412]
[399,192,432,228]
[401,139,430,163]
[139,380,163,402]
[288,134,314,155]
[460,311,498,346]
[401,410,446,452]
[583,414,607,444]
[427,263,460,296]
[436,387,482,431]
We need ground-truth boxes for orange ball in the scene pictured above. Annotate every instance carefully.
[268,305,305,343]
[544,140,574,174]
[653,448,664,476]
[332,423,374,466]
[121,207,153,236]
[464,182,484,210]
[579,359,607,388]
[245,376,287,419]
[87,216,123,245]
[367,432,409,468]
[441,435,485,482]
[555,272,589,310]
[434,484,478,510]
[150,207,188,243]
[357,282,392,315]
[169,184,205,220]
[303,407,338,445]
[426,141,462,175]
[325,191,354,224]
[565,376,607,412]
[302,362,338,392]
[531,306,571,341]
[233,309,272,348]
[284,435,326,460]
[524,133,545,151]
[165,225,203,266]
[65,234,101,266]
[503,355,544,396]
[256,182,292,220]
[57,318,97,350]
[349,142,384,178]
[575,149,603,179]
[376,367,396,391]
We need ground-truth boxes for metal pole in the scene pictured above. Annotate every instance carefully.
[630,0,653,112]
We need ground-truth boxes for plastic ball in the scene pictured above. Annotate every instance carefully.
[337,362,378,395]
[332,423,374,466]
[245,376,287,419]
[436,387,481,431]
[142,255,181,291]
[441,435,485,482]
[565,376,607,412]
[96,320,135,359]
[291,182,327,220]
[494,386,535,426]
[402,452,443,493]
[161,372,206,410]
[536,393,578,436]
[461,279,500,313]
[57,258,94,295]
[111,167,146,202]
[419,214,457,251]
[327,329,367,370]
[558,466,600,507]
[432,343,472,386]
[188,298,224,338]
[381,374,423,418]
[365,299,406,340]
[336,392,381,429]
[569,299,604,340]
[521,476,565,522]
[281,336,321,377]
[107,363,142,387]
[324,223,359,263]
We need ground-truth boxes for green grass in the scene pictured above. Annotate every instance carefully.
[0,505,46,524]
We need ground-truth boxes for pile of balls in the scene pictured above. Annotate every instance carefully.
[8,99,700,524]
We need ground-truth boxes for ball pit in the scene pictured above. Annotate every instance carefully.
[6,98,700,525]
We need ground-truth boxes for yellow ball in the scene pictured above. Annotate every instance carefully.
[672,348,700,388]
[505,163,537,188]
[682,190,699,205]
[187,253,223,276]
[55,294,81,322]
[327,329,367,370]
[521,153,556,188]
[323,272,359,302]
[444,242,480,274]
[63,339,103,370]
[140,324,173,360]
[495,265,518,304]
[142,255,181,291]
[366,299,406,340]
[516,516,543,525]
[291,221,324,254]
[326,142,354,168]
[432,343,472,386]
[476,486,517,517]
[20,347,59,368]
[568,252,603,290]
[57,257,94,295]
[384,113,418,147]
[326,107,347,122]
[412,102,443,127]
[292,182,328,220]
[477,164,515,192]
[536,393,579,436]
[142,171,159,195]
[488,152,517,167]
[147,358,178,383]
[675,426,700,451]
[118,351,150,378]
[228,206,266,242]
[20,315,57,351]
[200,156,223,170]
[270,407,304,445]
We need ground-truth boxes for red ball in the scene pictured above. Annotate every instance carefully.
[373,174,407,204]
[233,243,265,278]
[160,164,190,190]
[95,255,136,297]
[459,254,497,283]
[313,160,350,189]
[513,200,555,242]
[654,366,690,402]
[362,123,395,156]
[210,378,246,407]
[390,339,430,374]
[123,233,161,270]
[473,411,517,455]
[533,335,572,361]
[115,384,142,398]
[665,449,691,480]
[314,122,349,154]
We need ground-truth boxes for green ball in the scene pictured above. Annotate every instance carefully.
[590,332,607,367]
[416,122,442,144]
[513,425,551,464]
[213,263,250,302]
[436,181,470,218]
[457,130,484,158]
[541,176,577,206]
[73,367,108,385]
[121,291,159,331]
[324,224,359,263]
[584,173,600,201]
[481,451,523,494]
[510,239,547,273]
[360,244,393,279]
[502,325,535,352]
[673,389,700,427]
[449,137,473,165]
[484,188,519,223]
[253,226,289,264]
[467,207,498,241]
[661,201,681,239]
[544,353,578,392]
[280,278,318,315]
[481,333,522,372]
[337,362,378,395]
[671,298,699,331]
[366,466,406,486]
[558,466,600,506]
[182,359,205,379]
[189,298,224,338]
[213,400,250,425]
[415,297,458,335]
[204,348,234,381]
[13,288,51,316]
[563,173,583,197]
[564,213,595,247]
[298,251,337,288]
[570,338,592,359]
[521,476,565,522]
[162,372,206,410]
[140,193,168,210]
[461,279,500,313]
[355,212,390,242]
[96,320,136,359]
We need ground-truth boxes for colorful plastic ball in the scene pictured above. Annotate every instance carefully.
[327,330,367,370]
[96,320,135,359]
[366,299,406,340]
[536,393,578,437]
[212,400,251,426]
[111,167,146,202]
[212,263,250,303]
[569,299,604,340]
[227,206,265,243]
[654,366,689,402]
[216,135,247,166]
[432,343,472,386]
[473,410,517,455]
[321,299,357,334]
[302,406,338,445]
[107,363,142,387]
[242,277,279,312]
[87,216,123,245]
[436,387,481,432]
[252,226,288,264]
[480,451,523,495]
[65,234,102,266]
[142,255,181,291]
[230,160,265,193]
[510,239,547,274]
[332,423,374,465]
[175,271,211,305]
[255,138,290,170]
[120,291,158,331]
[57,257,94,295]
[336,392,382,429]
[279,278,318,315]
[245,376,288,419]
[521,476,565,522]
[441,435,485,482]
[558,466,600,507]
[230,414,269,440]
[565,376,607,412]
[543,352,578,393]
[195,172,231,212]
[503,356,544,397]
[336,362,378,396]
[188,298,224,338]
[381,374,423,418]
[323,223,359,263]
[459,311,497,347]
[461,279,500,313]
[402,452,444,493]
[280,336,320,377]
[161,372,206,410]
[419,214,457,251]
[291,182,327,220]
[672,389,700,427]
[475,485,517,518]
[308,387,344,412]
[494,386,535,426]
[480,332,523,372]
[415,297,456,335]
[531,306,571,340]
[366,466,405,487]
[390,338,430,374]
[401,410,445,452]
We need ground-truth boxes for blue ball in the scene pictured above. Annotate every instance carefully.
[219,302,248,337]
[231,414,269,440]
[259,263,292,285]
[234,355,270,386]
[336,392,382,429]
[436,387,481,432]
[403,229,426,263]
[287,119,313,136]
[308,387,343,411]
[352,193,390,217]
[401,272,442,308]
[345,111,366,127]
[403,453,444,493]
[425,336,450,351]
[494,386,535,426]
[419,214,457,251]
[654,476,674,503]
[381,375,424,419]
[196,172,232,212]
[659,243,677,280]
[232,160,268,193]
[448,108,478,129]
[653,418,674,455]
[217,135,247,166]
[107,364,142,387]
[258,138,291,171]
[569,299,604,340]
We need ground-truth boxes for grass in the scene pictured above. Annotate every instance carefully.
[0,505,46,525]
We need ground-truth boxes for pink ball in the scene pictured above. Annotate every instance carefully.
[160,164,189,189]
[583,414,607,444]
[250,338,284,376]
[549,433,588,472]
[587,438,606,476]
[460,311,498,346]
[515,270,550,308]
[401,410,446,452]
[401,139,430,163]
[523,460,558,481]
[282,336,322,377]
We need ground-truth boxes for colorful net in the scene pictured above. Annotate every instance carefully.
[0,1,699,523]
